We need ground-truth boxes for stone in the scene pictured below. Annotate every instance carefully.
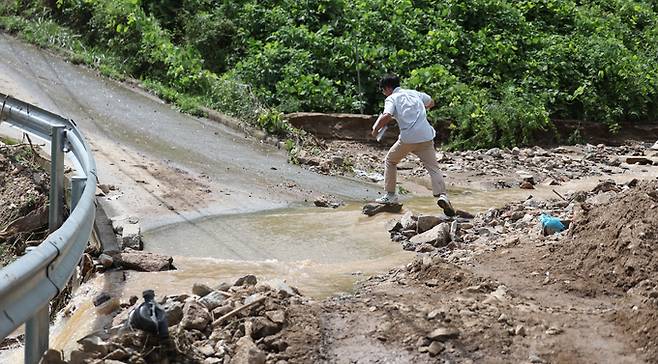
[427,327,460,342]
[121,221,142,250]
[98,254,113,269]
[181,300,211,331]
[427,341,445,356]
[200,291,226,311]
[78,336,110,356]
[216,282,232,292]
[514,325,526,337]
[586,191,615,205]
[362,202,403,216]
[259,278,300,297]
[410,222,451,247]
[250,317,283,339]
[314,195,343,208]
[427,309,445,321]
[105,349,129,361]
[416,215,445,233]
[400,211,417,230]
[115,250,174,272]
[520,181,535,189]
[626,156,653,165]
[199,344,215,357]
[234,274,258,286]
[69,350,94,364]
[651,140,658,150]
[95,297,120,315]
[545,326,563,335]
[265,310,286,324]
[229,336,266,364]
[204,358,222,364]
[162,300,184,326]
[42,349,66,364]
[521,175,535,185]
[193,283,213,297]
[93,292,112,307]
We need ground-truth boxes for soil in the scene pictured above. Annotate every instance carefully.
[0,140,50,267]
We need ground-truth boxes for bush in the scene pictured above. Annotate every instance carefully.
[2,0,657,148]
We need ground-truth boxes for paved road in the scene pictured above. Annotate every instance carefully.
[0,34,375,229]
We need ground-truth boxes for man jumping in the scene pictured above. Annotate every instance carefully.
[371,74,455,216]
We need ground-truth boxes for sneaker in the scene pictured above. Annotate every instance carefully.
[437,194,456,217]
[375,193,399,204]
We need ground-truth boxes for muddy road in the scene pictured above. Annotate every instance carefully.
[0,34,374,230]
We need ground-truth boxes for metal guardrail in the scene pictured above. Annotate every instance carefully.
[0,94,97,363]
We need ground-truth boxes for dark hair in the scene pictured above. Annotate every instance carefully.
[379,74,400,90]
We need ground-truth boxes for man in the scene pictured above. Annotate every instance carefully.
[371,74,455,216]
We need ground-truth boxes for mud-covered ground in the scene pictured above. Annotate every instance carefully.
[0,140,49,267]
[54,141,658,364]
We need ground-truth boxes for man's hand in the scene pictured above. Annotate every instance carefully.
[372,113,393,138]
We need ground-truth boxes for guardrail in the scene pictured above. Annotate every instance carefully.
[0,94,97,364]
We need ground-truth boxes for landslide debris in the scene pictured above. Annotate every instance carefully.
[0,141,49,267]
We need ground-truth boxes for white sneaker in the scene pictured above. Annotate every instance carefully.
[375,193,399,204]
[437,194,456,216]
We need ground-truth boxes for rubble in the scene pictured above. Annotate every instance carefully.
[59,277,309,364]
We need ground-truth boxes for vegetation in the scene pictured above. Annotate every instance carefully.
[1,0,657,148]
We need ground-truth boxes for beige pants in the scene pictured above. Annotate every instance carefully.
[385,140,446,196]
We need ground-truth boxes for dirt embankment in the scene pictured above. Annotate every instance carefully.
[0,140,49,267]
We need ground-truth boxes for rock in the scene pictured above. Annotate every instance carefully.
[78,336,110,356]
[115,250,174,272]
[591,179,619,193]
[485,148,503,158]
[586,191,615,205]
[234,274,258,287]
[520,181,535,189]
[529,353,546,363]
[520,175,535,185]
[416,243,435,253]
[427,309,445,321]
[105,349,129,361]
[416,215,446,233]
[198,344,215,357]
[121,221,142,250]
[193,283,213,297]
[427,341,445,356]
[545,326,563,335]
[95,297,120,315]
[400,211,417,230]
[313,195,343,208]
[542,178,561,186]
[216,282,232,292]
[69,350,94,364]
[259,279,299,297]
[514,325,526,337]
[42,349,66,364]
[626,156,653,165]
[651,140,658,150]
[362,202,403,216]
[427,327,459,342]
[200,291,226,311]
[162,300,184,326]
[455,210,475,219]
[93,292,112,307]
[230,336,266,364]
[250,317,282,339]
[98,254,113,269]
[386,219,403,233]
[265,310,286,324]
[410,222,451,247]
[511,147,520,155]
[204,358,222,364]
[181,300,211,331]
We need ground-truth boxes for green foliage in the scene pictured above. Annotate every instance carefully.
[2,0,658,148]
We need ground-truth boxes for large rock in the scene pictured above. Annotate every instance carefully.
[400,211,417,230]
[229,336,266,364]
[626,156,653,165]
[121,220,142,250]
[409,223,451,247]
[427,327,460,342]
[181,300,211,331]
[249,317,282,339]
[362,202,403,216]
[200,291,226,311]
[259,279,299,297]
[416,215,446,233]
[162,300,184,326]
[114,250,175,272]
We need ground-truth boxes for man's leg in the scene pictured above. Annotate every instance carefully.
[413,140,447,196]
[384,140,412,194]
[413,141,455,216]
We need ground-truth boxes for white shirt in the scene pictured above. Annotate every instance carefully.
[383,87,435,144]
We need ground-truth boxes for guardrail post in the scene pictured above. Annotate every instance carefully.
[71,176,87,211]
[24,125,66,363]
[49,125,66,233]
[24,305,49,364]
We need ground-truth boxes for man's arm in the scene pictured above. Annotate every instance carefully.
[371,113,394,137]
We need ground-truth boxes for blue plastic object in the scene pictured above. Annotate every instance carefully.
[539,213,566,235]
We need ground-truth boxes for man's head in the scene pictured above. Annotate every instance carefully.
[379,74,400,96]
